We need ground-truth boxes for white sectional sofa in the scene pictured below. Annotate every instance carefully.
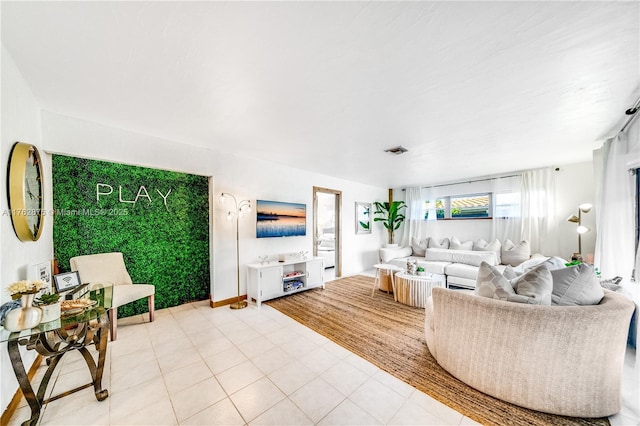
[380,238,544,289]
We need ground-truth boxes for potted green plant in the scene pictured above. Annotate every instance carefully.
[373,201,407,246]
[416,266,426,276]
[35,292,61,323]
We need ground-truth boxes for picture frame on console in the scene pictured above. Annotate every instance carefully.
[28,260,53,292]
[356,202,371,234]
[53,271,82,292]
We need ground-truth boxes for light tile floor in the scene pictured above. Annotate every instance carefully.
[9,301,479,426]
[8,284,640,426]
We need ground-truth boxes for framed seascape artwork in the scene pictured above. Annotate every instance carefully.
[256,200,306,238]
[356,202,371,234]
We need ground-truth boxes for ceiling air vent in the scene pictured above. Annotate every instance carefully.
[384,145,408,155]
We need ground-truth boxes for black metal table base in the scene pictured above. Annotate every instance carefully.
[8,314,109,426]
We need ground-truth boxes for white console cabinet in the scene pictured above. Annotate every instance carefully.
[247,257,325,306]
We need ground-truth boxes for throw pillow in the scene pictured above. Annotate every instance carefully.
[510,264,553,305]
[501,239,531,266]
[428,237,450,249]
[475,261,552,305]
[503,265,518,280]
[541,256,567,271]
[550,263,604,306]
[508,256,568,276]
[473,239,502,264]
[450,236,473,251]
[475,262,517,300]
[410,237,429,257]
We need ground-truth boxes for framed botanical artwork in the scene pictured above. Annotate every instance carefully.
[356,202,372,234]
[53,271,82,292]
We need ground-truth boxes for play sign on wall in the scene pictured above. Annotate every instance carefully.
[52,155,210,317]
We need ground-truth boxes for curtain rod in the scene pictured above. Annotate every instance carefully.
[402,173,523,191]
[619,95,640,133]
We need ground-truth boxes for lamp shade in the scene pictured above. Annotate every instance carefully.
[567,214,580,223]
[576,225,590,234]
[578,203,592,213]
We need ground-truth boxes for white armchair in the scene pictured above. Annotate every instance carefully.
[70,252,155,341]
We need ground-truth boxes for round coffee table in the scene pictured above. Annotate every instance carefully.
[394,272,446,308]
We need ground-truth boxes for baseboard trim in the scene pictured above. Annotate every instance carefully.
[1,355,43,426]
[210,294,248,308]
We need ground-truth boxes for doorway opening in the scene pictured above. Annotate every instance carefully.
[313,187,341,280]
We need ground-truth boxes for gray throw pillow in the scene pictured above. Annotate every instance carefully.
[473,239,502,264]
[501,239,531,266]
[475,261,552,305]
[503,265,518,280]
[550,263,604,306]
[506,256,567,278]
[411,237,429,257]
[450,236,473,250]
[428,238,450,249]
[510,264,553,305]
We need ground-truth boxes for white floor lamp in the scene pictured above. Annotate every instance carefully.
[219,192,251,309]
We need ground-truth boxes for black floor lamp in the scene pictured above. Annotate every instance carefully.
[219,192,251,309]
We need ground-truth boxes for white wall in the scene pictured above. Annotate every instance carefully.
[40,111,388,302]
[393,162,597,260]
[1,48,388,412]
[0,48,53,414]
[1,48,388,413]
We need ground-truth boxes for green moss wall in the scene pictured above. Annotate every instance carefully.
[52,155,210,318]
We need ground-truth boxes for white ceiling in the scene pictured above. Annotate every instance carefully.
[2,1,638,188]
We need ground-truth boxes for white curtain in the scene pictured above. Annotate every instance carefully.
[521,167,558,255]
[491,175,522,243]
[594,134,636,281]
[400,187,426,247]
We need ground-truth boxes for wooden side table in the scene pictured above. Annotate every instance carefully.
[395,272,446,308]
[372,264,402,300]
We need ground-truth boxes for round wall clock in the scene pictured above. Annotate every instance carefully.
[8,142,44,241]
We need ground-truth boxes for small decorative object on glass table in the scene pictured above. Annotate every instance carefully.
[1,286,113,426]
[35,292,61,323]
[7,279,45,300]
[3,280,45,332]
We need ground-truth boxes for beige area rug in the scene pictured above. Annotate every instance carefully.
[266,275,609,426]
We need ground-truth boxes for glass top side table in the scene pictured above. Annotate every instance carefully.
[1,285,113,426]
